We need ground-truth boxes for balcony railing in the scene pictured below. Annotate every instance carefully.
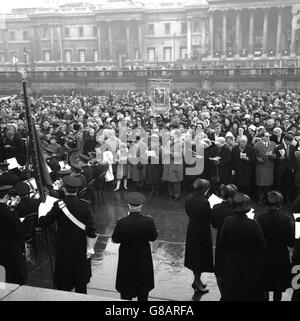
[1,67,300,82]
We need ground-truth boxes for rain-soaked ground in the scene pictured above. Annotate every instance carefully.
[26,183,294,301]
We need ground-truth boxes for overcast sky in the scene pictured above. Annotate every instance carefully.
[0,0,102,13]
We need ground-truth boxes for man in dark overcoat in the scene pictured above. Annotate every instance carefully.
[257,191,295,301]
[220,193,267,301]
[274,134,296,203]
[112,192,158,301]
[39,175,97,294]
[0,185,27,285]
[231,135,255,195]
[211,184,237,298]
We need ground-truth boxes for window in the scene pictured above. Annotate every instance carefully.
[94,50,98,62]
[79,27,84,37]
[44,51,50,62]
[192,45,201,58]
[193,22,200,33]
[181,22,187,34]
[64,27,70,38]
[165,23,170,35]
[93,26,97,37]
[79,50,86,62]
[43,27,49,38]
[147,47,155,61]
[0,53,5,63]
[23,31,29,41]
[9,31,15,41]
[164,47,172,61]
[148,24,154,35]
[65,50,72,63]
[180,47,187,59]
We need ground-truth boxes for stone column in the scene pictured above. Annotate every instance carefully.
[56,25,63,62]
[291,14,297,56]
[108,22,113,60]
[97,23,101,61]
[30,27,36,64]
[201,19,206,55]
[235,10,241,57]
[138,23,143,60]
[187,18,192,59]
[249,10,254,56]
[276,9,282,56]
[209,12,214,57]
[49,25,55,61]
[126,24,130,59]
[262,9,269,56]
[222,11,227,56]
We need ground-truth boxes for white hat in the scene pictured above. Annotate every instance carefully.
[248,125,257,132]
[225,131,234,138]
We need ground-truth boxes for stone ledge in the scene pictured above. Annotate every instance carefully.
[0,284,121,301]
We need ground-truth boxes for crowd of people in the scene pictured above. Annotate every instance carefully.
[0,88,300,301]
[1,89,300,203]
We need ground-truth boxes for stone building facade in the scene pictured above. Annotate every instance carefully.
[0,0,299,69]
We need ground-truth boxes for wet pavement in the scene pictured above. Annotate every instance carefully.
[26,182,294,301]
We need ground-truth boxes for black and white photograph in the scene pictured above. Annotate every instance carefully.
[1,0,300,309]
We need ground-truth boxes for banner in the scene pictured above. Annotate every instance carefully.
[148,79,171,116]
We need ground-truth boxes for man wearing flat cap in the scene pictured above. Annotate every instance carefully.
[13,182,40,219]
[0,185,27,285]
[39,175,97,294]
[112,192,158,301]
[257,191,294,301]
[0,162,19,187]
[219,193,267,301]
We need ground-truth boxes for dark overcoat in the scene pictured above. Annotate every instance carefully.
[39,195,96,290]
[217,145,232,185]
[292,239,300,301]
[220,214,267,301]
[112,212,158,297]
[231,145,255,187]
[0,204,27,284]
[211,201,234,277]
[257,209,295,291]
[184,192,214,273]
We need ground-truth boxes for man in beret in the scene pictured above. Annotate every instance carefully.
[112,192,158,301]
[39,175,97,294]
[0,185,27,285]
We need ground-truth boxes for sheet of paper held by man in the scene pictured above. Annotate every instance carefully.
[246,208,255,220]
[208,194,223,208]
[294,214,300,239]
[38,195,58,218]
[6,157,21,170]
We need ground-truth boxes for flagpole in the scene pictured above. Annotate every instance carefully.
[21,71,55,286]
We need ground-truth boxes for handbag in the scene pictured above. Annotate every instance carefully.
[58,201,98,258]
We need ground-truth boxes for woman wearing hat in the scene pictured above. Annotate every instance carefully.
[220,193,267,301]
[184,179,213,293]
[256,191,294,301]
